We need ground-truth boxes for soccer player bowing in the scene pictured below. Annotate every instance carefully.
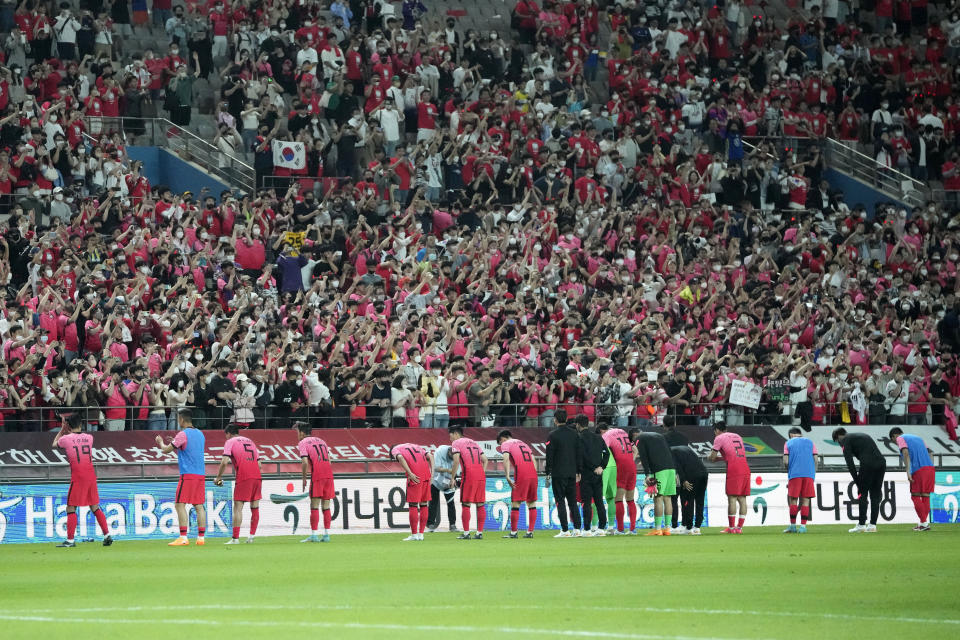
[832,427,886,533]
[156,409,207,546]
[600,424,639,535]
[889,427,934,531]
[54,413,113,547]
[296,422,334,542]
[708,423,751,534]
[497,430,539,538]
[449,426,488,539]
[630,428,677,536]
[214,424,263,544]
[391,442,434,541]
[783,427,818,533]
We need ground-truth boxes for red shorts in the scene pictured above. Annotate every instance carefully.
[233,478,262,503]
[406,479,431,503]
[787,477,816,499]
[726,473,751,497]
[616,463,637,492]
[67,477,99,507]
[512,475,538,503]
[460,475,486,503]
[311,476,335,500]
[176,474,205,505]
[910,466,934,493]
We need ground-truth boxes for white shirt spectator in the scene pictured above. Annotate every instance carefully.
[304,371,331,405]
[54,12,81,44]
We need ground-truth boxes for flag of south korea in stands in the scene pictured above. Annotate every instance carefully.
[272,140,306,170]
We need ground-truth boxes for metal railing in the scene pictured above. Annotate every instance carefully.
[742,135,928,208]
[0,400,949,432]
[823,138,927,207]
[5,452,960,483]
[81,116,256,194]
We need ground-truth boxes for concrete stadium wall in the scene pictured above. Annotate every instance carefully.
[824,168,911,218]
[127,147,231,198]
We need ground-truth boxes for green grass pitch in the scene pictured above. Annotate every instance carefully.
[4,525,959,640]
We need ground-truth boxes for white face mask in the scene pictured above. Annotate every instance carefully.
[431,369,441,376]
[413,355,422,364]
[175,230,184,239]
[456,373,465,381]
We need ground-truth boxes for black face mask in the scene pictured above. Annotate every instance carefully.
[206,203,216,210]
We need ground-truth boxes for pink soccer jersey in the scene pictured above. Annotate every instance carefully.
[298,437,334,478]
[712,432,751,474]
[391,443,430,471]
[602,428,635,462]
[58,432,96,478]
[223,435,262,481]
[497,439,537,479]
[451,437,485,476]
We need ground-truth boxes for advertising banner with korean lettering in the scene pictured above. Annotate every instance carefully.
[705,472,922,527]
[0,482,234,544]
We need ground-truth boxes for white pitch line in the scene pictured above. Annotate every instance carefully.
[0,614,767,640]
[10,604,960,627]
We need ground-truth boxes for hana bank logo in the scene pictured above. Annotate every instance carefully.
[269,482,310,533]
[934,473,960,523]
[749,475,781,525]
[0,496,24,542]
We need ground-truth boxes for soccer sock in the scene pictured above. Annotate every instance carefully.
[250,508,259,536]
[789,504,799,524]
[627,501,637,531]
[510,507,520,533]
[607,500,616,527]
[615,501,625,531]
[922,496,931,523]
[179,526,188,537]
[310,508,320,534]
[528,506,537,532]
[461,505,471,532]
[232,526,240,540]
[322,508,332,531]
[476,505,486,533]
[800,506,810,525]
[408,506,419,534]
[418,505,430,534]
[67,512,77,542]
[198,527,206,537]
[728,515,735,528]
[94,509,109,535]
[911,496,924,521]
[737,517,745,528]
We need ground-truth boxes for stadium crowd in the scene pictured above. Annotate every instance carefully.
[0,0,958,436]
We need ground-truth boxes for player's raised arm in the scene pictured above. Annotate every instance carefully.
[53,421,70,448]
[155,434,176,454]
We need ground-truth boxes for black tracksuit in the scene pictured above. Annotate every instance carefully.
[545,423,583,532]
[579,428,610,530]
[671,446,708,530]
[841,433,888,525]
[664,430,690,526]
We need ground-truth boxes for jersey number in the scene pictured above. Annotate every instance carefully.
[404,447,421,463]
[312,444,329,462]
[242,443,256,462]
[519,446,532,462]
[615,436,631,455]
[73,444,91,460]
[464,447,480,464]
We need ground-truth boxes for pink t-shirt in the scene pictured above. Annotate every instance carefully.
[222,435,262,481]
[298,436,333,479]
[391,443,431,475]
[497,438,537,479]
[57,432,95,478]
[602,428,635,463]
[712,432,751,475]
[451,437,485,478]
